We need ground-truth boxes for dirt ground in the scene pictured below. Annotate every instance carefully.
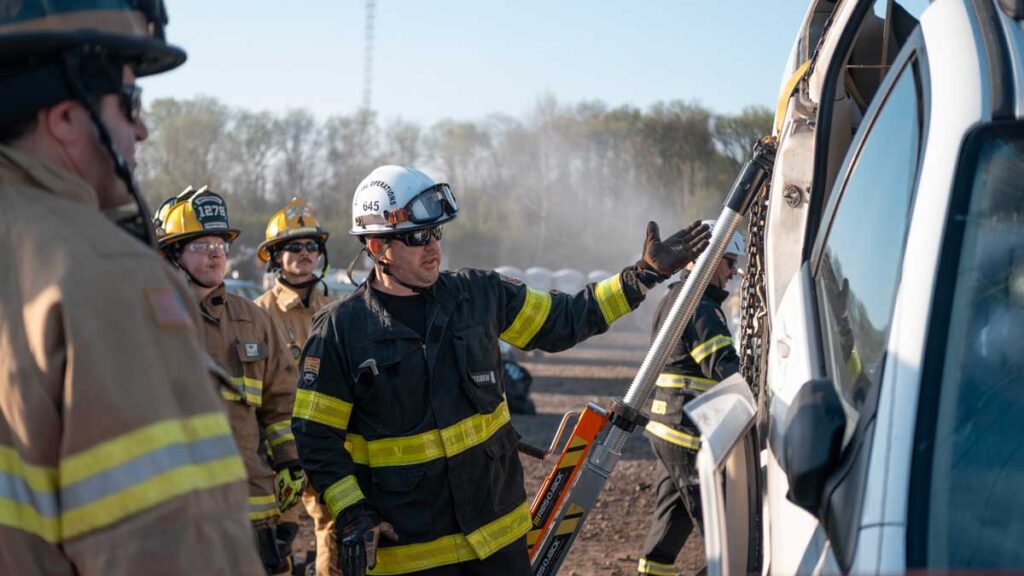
[292,322,704,575]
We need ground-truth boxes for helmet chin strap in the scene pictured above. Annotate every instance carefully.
[273,245,330,292]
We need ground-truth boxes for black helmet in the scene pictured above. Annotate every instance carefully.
[0,0,186,124]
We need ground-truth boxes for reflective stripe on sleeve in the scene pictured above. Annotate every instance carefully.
[265,420,295,448]
[0,446,60,542]
[638,557,677,575]
[249,494,279,521]
[344,401,511,467]
[293,389,353,431]
[231,376,263,406]
[595,274,631,326]
[655,373,715,393]
[59,412,246,539]
[500,288,552,349]
[369,501,531,575]
[645,421,700,450]
[323,475,364,519]
[0,412,246,543]
[689,335,733,364]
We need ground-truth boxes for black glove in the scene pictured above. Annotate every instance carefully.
[639,220,712,279]
[338,512,399,576]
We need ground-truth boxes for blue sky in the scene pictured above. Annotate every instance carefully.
[145,1,811,123]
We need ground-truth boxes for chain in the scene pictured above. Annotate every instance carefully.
[738,173,771,395]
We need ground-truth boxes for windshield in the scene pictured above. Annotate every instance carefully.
[910,124,1024,569]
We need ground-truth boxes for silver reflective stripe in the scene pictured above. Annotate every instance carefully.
[60,435,238,510]
[0,471,59,519]
[266,423,292,443]
[250,498,278,515]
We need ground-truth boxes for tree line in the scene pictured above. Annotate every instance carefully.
[137,96,771,276]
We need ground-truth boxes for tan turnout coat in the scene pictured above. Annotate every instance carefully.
[0,144,262,574]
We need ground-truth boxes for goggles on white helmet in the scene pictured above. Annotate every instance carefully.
[385,184,458,227]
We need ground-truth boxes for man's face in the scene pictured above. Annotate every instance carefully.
[62,66,147,208]
[710,255,739,290]
[372,232,442,288]
[275,239,320,280]
[179,235,229,287]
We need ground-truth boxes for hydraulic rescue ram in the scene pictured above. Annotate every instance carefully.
[525,136,778,575]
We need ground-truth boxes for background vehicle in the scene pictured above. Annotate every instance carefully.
[695,0,1024,573]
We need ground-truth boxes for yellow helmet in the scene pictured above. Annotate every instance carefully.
[257,197,329,263]
[154,186,240,251]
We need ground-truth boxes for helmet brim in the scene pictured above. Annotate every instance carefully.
[0,31,186,76]
[158,228,240,250]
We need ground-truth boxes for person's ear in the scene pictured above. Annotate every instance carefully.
[42,100,88,146]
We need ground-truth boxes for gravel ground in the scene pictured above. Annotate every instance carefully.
[292,324,704,575]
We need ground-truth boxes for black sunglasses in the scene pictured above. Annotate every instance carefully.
[281,241,321,254]
[119,84,143,124]
[390,226,443,247]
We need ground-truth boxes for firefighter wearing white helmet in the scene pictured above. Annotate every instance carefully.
[637,220,744,576]
[294,165,713,575]
[254,198,337,575]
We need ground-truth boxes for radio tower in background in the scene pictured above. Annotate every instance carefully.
[362,0,376,112]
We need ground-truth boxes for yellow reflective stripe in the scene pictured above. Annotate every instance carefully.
[231,376,263,406]
[344,402,512,468]
[293,388,353,431]
[0,446,60,542]
[638,557,677,575]
[3,414,245,542]
[220,388,242,402]
[369,502,530,575]
[655,373,715,392]
[265,420,294,448]
[249,494,279,521]
[645,422,700,450]
[595,274,630,326]
[775,60,812,134]
[689,335,733,364]
[500,288,552,349]
[324,475,364,519]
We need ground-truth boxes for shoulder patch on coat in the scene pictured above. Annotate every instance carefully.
[303,356,321,385]
[146,287,195,330]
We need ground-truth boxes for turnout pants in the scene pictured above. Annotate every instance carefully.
[638,440,705,576]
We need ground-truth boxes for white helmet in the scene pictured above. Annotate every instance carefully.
[702,219,747,257]
[350,165,458,236]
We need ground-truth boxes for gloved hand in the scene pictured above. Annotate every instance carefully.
[639,220,712,278]
[338,513,399,576]
[275,466,305,512]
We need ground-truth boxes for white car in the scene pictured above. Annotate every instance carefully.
[690,0,1024,573]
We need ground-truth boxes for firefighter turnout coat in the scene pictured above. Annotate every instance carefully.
[294,267,651,574]
[645,281,740,450]
[0,145,262,574]
[255,280,335,364]
[199,284,300,524]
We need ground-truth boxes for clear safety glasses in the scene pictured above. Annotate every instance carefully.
[187,239,230,255]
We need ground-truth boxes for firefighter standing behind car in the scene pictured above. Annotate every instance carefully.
[292,165,712,576]
[155,187,303,575]
[637,222,745,576]
[255,198,339,575]
[0,1,263,574]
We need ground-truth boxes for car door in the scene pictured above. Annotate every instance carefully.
[765,43,925,574]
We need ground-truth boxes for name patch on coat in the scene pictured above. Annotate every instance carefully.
[470,370,496,385]
[303,356,321,384]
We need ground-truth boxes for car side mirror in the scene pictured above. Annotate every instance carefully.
[783,378,845,517]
